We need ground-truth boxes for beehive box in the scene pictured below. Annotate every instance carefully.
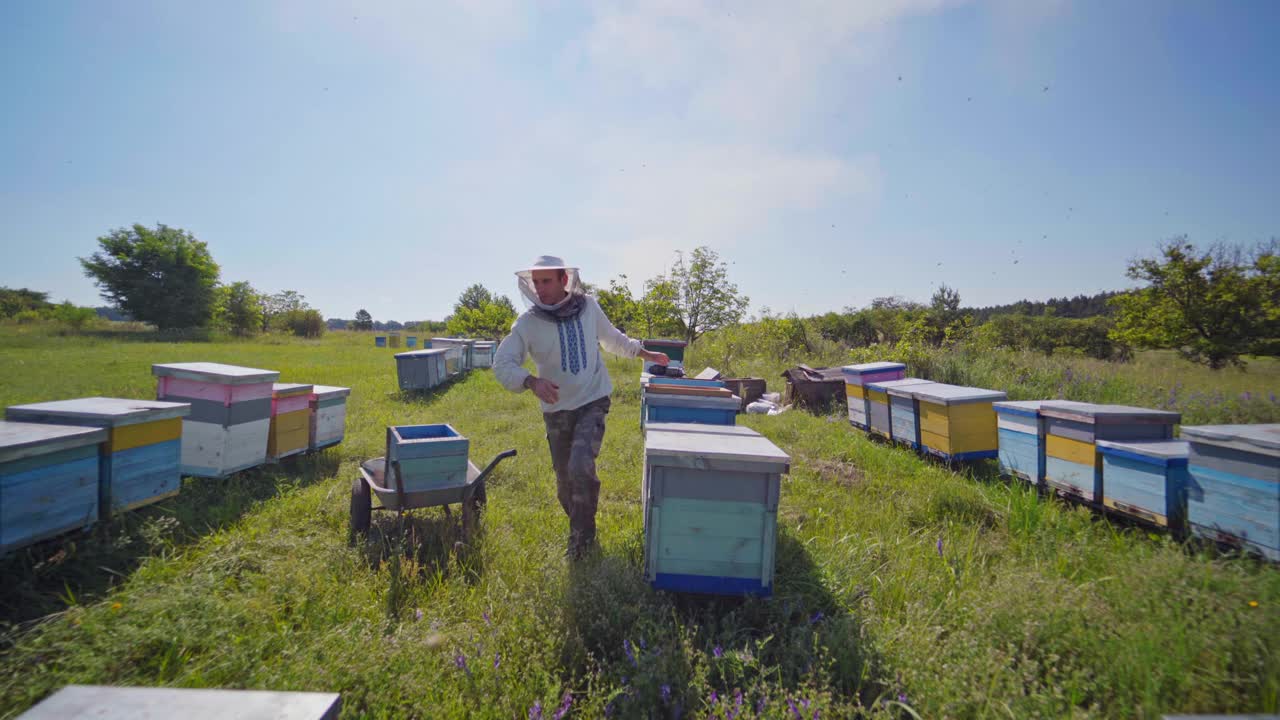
[395,349,450,391]
[842,362,906,430]
[643,423,789,596]
[153,362,280,478]
[885,381,945,449]
[910,384,1008,462]
[267,383,314,461]
[406,336,418,349]
[640,377,729,427]
[6,398,190,517]
[1,421,106,554]
[308,385,351,451]
[993,400,1049,484]
[430,338,476,372]
[473,341,496,368]
[375,336,386,348]
[16,685,342,720]
[1096,439,1189,529]
[388,332,401,349]
[864,378,933,439]
[1039,402,1179,503]
[387,424,470,492]
[642,339,687,375]
[1181,424,1279,561]
[643,389,740,428]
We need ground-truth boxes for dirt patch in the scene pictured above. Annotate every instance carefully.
[804,456,866,488]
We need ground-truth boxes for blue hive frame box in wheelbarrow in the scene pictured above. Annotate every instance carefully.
[1096,439,1189,531]
[1180,423,1279,561]
[308,385,351,451]
[883,381,945,450]
[395,349,450,391]
[909,384,1008,462]
[863,378,933,440]
[1039,402,1179,504]
[643,423,789,596]
[152,362,280,478]
[387,424,470,492]
[0,421,107,554]
[993,400,1050,485]
[842,362,906,430]
[643,388,740,429]
[15,685,341,720]
[6,398,190,520]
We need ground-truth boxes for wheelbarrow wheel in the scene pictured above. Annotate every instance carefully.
[350,476,371,536]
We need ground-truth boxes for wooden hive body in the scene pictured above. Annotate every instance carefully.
[268,384,314,461]
[1040,402,1179,503]
[643,391,740,428]
[885,382,945,449]
[911,384,1008,461]
[994,400,1048,484]
[864,378,932,439]
[0,421,107,553]
[387,424,470,493]
[1096,439,1189,529]
[1181,424,1279,560]
[472,341,496,368]
[6,398,190,517]
[395,349,450,391]
[152,362,280,478]
[842,363,906,430]
[643,424,789,596]
[308,385,351,451]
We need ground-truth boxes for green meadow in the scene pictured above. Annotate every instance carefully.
[1,327,1277,719]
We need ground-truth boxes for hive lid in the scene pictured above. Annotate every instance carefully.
[395,349,449,358]
[645,393,742,411]
[1096,439,1190,462]
[841,362,906,375]
[151,362,279,385]
[7,397,191,427]
[909,383,1008,405]
[0,420,108,464]
[884,381,945,399]
[309,385,352,400]
[643,338,688,348]
[645,426,789,467]
[993,400,1050,417]
[272,383,315,398]
[1180,423,1280,457]
[1040,401,1180,425]
[645,422,761,438]
[865,377,933,392]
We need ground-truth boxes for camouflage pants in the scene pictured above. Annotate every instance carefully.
[543,395,611,552]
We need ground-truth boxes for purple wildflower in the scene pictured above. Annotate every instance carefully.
[711,690,719,705]
[1241,391,1253,402]
[529,701,543,720]
[713,645,724,659]
[494,652,501,670]
[757,697,767,714]
[809,611,824,625]
[1270,392,1277,404]
[624,639,637,667]
[604,699,615,718]
[728,689,742,720]
[801,699,811,710]
[622,676,629,686]
[788,698,802,719]
[897,692,909,704]
[552,692,573,720]
[453,652,470,676]
[936,536,944,557]
[483,610,491,626]
[414,608,424,622]
[639,637,647,650]
[660,685,672,704]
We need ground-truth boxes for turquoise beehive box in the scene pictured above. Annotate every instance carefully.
[994,400,1049,485]
[1,421,107,554]
[642,423,789,597]
[1096,439,1189,530]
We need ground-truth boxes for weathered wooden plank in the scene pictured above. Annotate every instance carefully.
[15,685,341,720]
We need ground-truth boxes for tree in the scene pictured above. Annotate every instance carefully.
[667,247,749,343]
[446,302,515,339]
[215,281,263,336]
[1110,238,1280,368]
[0,287,53,318]
[493,295,516,316]
[79,223,220,330]
[278,309,325,338]
[353,309,374,331]
[455,284,495,314]
[635,275,683,339]
[926,284,964,344]
[595,275,639,332]
[261,290,309,332]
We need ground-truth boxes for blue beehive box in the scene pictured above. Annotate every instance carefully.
[395,349,450,391]
[1,421,107,554]
[6,398,191,519]
[993,400,1049,485]
[406,336,418,349]
[375,336,387,348]
[387,424,469,492]
[884,381,944,449]
[643,390,740,428]
[643,423,789,596]
[1096,439,1189,530]
[1041,402,1179,503]
[864,378,932,440]
[1181,424,1279,561]
[640,377,732,427]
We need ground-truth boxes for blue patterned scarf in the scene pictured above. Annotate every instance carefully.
[556,314,590,375]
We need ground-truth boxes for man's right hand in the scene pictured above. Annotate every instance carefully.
[525,375,560,404]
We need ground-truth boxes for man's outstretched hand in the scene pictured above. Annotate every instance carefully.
[524,375,560,404]
[640,350,670,366]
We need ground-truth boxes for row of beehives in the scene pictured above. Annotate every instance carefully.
[379,334,496,362]
[393,338,495,392]
[844,362,1279,562]
[0,362,351,555]
[637,339,792,598]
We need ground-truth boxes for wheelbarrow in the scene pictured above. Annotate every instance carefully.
[350,438,516,540]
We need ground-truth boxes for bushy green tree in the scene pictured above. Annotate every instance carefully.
[635,276,683,339]
[0,287,53,318]
[353,309,374,331]
[445,302,515,339]
[79,223,220,330]
[668,247,748,343]
[1110,238,1279,368]
[214,281,263,336]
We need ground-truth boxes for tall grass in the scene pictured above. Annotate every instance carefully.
[0,326,1277,718]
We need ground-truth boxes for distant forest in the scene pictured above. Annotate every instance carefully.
[964,291,1123,323]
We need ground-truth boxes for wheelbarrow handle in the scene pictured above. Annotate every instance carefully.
[475,449,517,483]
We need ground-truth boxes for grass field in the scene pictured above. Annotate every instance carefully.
[1,327,1278,719]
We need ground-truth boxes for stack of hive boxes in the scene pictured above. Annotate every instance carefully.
[308,385,351,451]
[1040,402,1180,503]
[152,362,280,478]
[268,383,314,462]
[841,362,906,431]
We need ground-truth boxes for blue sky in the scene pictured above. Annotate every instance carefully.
[1,1,1276,322]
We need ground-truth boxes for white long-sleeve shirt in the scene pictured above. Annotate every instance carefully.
[493,296,642,413]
